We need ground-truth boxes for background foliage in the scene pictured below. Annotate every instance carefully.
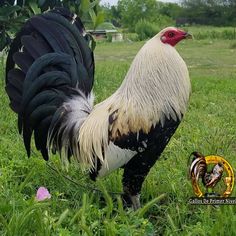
[1,0,236,48]
[181,0,236,26]
[102,0,236,27]
[101,0,236,40]
[0,0,104,51]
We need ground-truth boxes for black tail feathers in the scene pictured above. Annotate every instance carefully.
[5,8,95,160]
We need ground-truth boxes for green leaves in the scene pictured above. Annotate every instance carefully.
[28,1,41,15]
[78,0,104,29]
[0,5,21,20]
[89,8,104,30]
[0,31,10,51]
[0,5,26,51]
[117,0,161,31]
[0,0,103,52]
[80,0,90,16]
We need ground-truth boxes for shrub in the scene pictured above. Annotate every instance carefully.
[230,42,236,49]
[135,16,174,41]
[106,32,112,42]
[184,26,236,40]
[135,20,159,41]
[124,33,139,42]
[222,29,236,40]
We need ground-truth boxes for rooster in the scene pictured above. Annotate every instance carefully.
[189,152,224,190]
[5,8,191,209]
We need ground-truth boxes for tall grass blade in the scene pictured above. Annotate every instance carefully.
[136,193,166,217]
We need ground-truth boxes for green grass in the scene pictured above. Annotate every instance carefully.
[0,38,236,235]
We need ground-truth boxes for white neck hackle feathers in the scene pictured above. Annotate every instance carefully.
[60,31,191,170]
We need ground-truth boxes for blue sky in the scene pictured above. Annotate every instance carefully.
[101,0,180,5]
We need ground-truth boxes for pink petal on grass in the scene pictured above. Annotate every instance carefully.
[36,187,51,201]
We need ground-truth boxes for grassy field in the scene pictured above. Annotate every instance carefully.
[0,37,236,235]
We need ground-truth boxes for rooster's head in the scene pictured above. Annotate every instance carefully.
[160,27,192,47]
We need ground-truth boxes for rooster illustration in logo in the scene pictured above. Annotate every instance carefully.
[188,152,234,197]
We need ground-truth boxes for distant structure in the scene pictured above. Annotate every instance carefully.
[88,22,123,42]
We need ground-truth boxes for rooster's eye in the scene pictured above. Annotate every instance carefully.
[168,32,175,38]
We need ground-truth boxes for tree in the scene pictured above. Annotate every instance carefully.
[101,4,121,27]
[181,0,236,26]
[0,0,104,51]
[159,2,183,20]
[117,0,160,31]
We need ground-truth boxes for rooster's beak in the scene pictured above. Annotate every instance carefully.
[184,32,193,39]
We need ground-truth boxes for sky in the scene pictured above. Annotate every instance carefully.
[101,0,180,5]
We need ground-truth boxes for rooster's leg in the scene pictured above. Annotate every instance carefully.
[122,149,160,210]
[120,118,181,210]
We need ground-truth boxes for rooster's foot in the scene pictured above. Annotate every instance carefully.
[122,193,141,210]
